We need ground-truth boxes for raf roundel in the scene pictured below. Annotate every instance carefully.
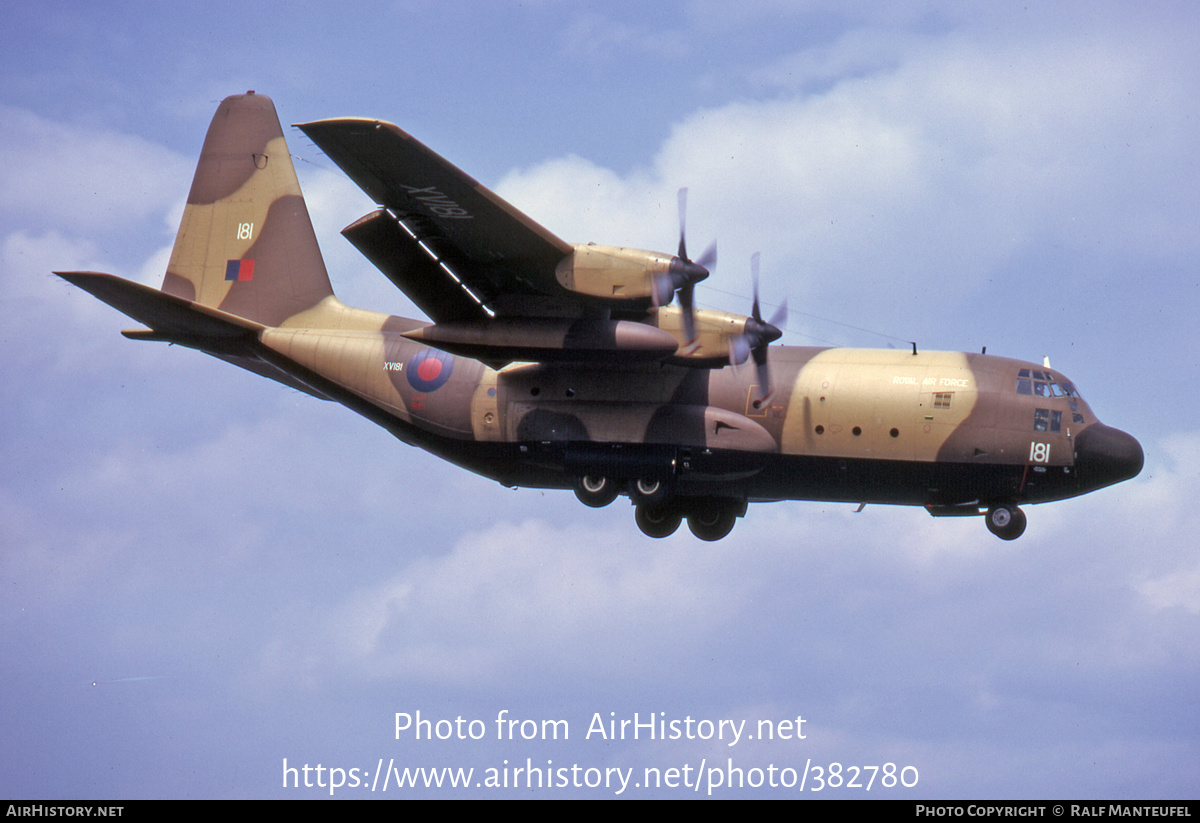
[405,348,455,393]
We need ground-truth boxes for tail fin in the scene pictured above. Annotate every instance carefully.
[162,92,334,326]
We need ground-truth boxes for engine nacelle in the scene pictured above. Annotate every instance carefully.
[554,244,674,302]
[649,305,753,366]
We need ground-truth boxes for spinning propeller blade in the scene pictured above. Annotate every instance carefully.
[653,188,714,345]
[729,253,786,400]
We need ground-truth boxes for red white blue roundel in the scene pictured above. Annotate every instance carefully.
[406,348,455,392]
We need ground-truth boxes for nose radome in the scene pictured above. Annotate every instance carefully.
[1074,423,1144,490]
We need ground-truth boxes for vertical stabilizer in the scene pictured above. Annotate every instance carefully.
[162,92,333,326]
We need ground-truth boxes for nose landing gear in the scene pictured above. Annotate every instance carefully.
[985,504,1027,540]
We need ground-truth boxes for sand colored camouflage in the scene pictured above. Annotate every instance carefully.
[58,93,1142,541]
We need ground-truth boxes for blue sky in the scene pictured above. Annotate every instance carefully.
[2,0,1198,799]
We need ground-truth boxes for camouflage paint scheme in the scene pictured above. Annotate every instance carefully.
[59,93,1143,541]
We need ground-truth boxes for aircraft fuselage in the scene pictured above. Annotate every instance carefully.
[258,311,1142,523]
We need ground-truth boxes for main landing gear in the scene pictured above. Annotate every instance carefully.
[573,475,620,508]
[681,501,739,541]
[634,500,741,541]
[572,474,744,541]
[985,504,1027,540]
[634,503,684,538]
[627,475,743,541]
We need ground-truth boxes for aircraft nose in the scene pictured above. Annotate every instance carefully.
[1074,423,1144,490]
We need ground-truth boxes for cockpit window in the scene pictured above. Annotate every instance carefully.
[1016,368,1077,398]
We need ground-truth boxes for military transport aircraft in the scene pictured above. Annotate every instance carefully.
[59,92,1143,542]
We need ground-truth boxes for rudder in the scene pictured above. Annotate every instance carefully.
[162,92,334,326]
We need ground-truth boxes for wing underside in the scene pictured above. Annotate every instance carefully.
[298,118,582,320]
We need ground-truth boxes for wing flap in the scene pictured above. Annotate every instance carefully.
[341,210,490,324]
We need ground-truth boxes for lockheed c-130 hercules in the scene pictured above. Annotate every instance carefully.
[59,92,1143,541]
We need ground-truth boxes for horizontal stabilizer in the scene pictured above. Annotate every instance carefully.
[59,270,338,400]
[56,271,263,345]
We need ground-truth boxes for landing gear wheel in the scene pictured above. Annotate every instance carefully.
[629,477,671,506]
[687,505,737,541]
[635,503,682,538]
[985,505,1027,540]
[573,475,619,508]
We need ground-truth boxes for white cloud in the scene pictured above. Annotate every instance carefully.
[234,422,1200,697]
[306,517,753,686]
[497,20,1200,327]
[1139,568,1200,616]
[1125,432,1200,616]
[560,12,689,62]
[0,105,191,232]
[0,230,126,366]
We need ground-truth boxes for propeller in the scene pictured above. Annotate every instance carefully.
[652,188,715,346]
[729,253,787,401]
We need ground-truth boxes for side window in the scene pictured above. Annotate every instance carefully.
[1034,409,1063,433]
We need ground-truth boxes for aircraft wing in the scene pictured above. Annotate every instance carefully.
[297,118,581,320]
